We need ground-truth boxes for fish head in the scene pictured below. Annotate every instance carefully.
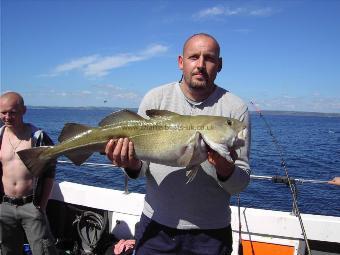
[199,116,246,159]
[223,118,247,143]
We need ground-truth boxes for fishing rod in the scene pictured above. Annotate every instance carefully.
[250,101,312,255]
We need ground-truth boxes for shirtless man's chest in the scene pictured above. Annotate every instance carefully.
[0,125,35,197]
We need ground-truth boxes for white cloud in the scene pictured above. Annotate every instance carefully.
[196,6,225,18]
[53,55,99,74]
[141,44,168,56]
[249,95,340,113]
[25,84,141,106]
[93,84,140,100]
[84,54,143,77]
[194,6,275,19]
[249,7,274,17]
[224,7,244,16]
[81,90,92,95]
[47,44,168,77]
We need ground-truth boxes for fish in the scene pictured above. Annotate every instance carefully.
[17,109,247,180]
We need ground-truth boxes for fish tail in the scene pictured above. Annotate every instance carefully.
[17,146,54,177]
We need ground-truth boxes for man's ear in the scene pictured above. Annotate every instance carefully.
[218,57,222,72]
[22,106,27,115]
[178,55,184,70]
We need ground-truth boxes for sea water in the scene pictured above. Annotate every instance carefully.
[25,107,340,217]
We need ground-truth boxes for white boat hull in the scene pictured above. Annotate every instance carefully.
[48,181,340,255]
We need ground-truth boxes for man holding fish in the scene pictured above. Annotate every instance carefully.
[105,33,251,255]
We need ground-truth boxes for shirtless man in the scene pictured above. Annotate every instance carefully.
[0,92,57,254]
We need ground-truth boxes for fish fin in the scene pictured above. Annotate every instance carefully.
[178,132,206,167]
[146,109,180,119]
[99,109,144,127]
[17,146,53,177]
[64,151,93,165]
[58,123,92,142]
[177,143,195,166]
[186,166,200,183]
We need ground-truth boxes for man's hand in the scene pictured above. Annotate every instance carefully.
[328,177,340,186]
[114,239,135,255]
[207,148,238,181]
[105,138,141,170]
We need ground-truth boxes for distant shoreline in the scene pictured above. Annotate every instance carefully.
[250,110,340,117]
[27,106,340,118]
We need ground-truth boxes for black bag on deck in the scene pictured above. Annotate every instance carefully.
[73,210,113,254]
[47,200,116,255]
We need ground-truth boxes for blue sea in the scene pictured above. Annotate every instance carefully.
[25,107,340,217]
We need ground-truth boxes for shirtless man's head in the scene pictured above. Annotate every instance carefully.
[0,92,27,132]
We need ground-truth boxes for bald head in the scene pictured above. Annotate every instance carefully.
[183,33,220,56]
[0,92,25,109]
[0,91,25,109]
[178,33,222,101]
[0,92,26,128]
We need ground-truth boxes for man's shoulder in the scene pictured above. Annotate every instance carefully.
[138,81,180,116]
[144,81,178,97]
[28,123,40,132]
[25,124,54,147]
[215,86,247,108]
[0,124,42,141]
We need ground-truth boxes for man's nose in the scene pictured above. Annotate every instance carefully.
[197,56,205,68]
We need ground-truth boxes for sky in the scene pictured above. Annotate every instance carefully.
[1,0,340,113]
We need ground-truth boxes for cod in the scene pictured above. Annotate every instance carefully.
[17,109,246,180]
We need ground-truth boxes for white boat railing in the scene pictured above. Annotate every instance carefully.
[57,160,332,185]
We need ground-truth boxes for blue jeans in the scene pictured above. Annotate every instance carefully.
[0,201,57,255]
[134,214,232,255]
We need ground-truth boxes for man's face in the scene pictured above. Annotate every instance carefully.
[0,97,25,128]
[178,36,222,92]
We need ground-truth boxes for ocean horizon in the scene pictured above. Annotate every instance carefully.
[26,105,340,118]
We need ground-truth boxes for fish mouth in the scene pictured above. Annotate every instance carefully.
[233,129,246,148]
[238,128,247,140]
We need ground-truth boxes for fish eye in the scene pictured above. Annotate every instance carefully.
[227,120,232,126]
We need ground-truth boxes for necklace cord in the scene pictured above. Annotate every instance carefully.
[8,135,23,154]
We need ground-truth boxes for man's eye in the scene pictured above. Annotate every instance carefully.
[1,111,17,115]
[205,56,217,62]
